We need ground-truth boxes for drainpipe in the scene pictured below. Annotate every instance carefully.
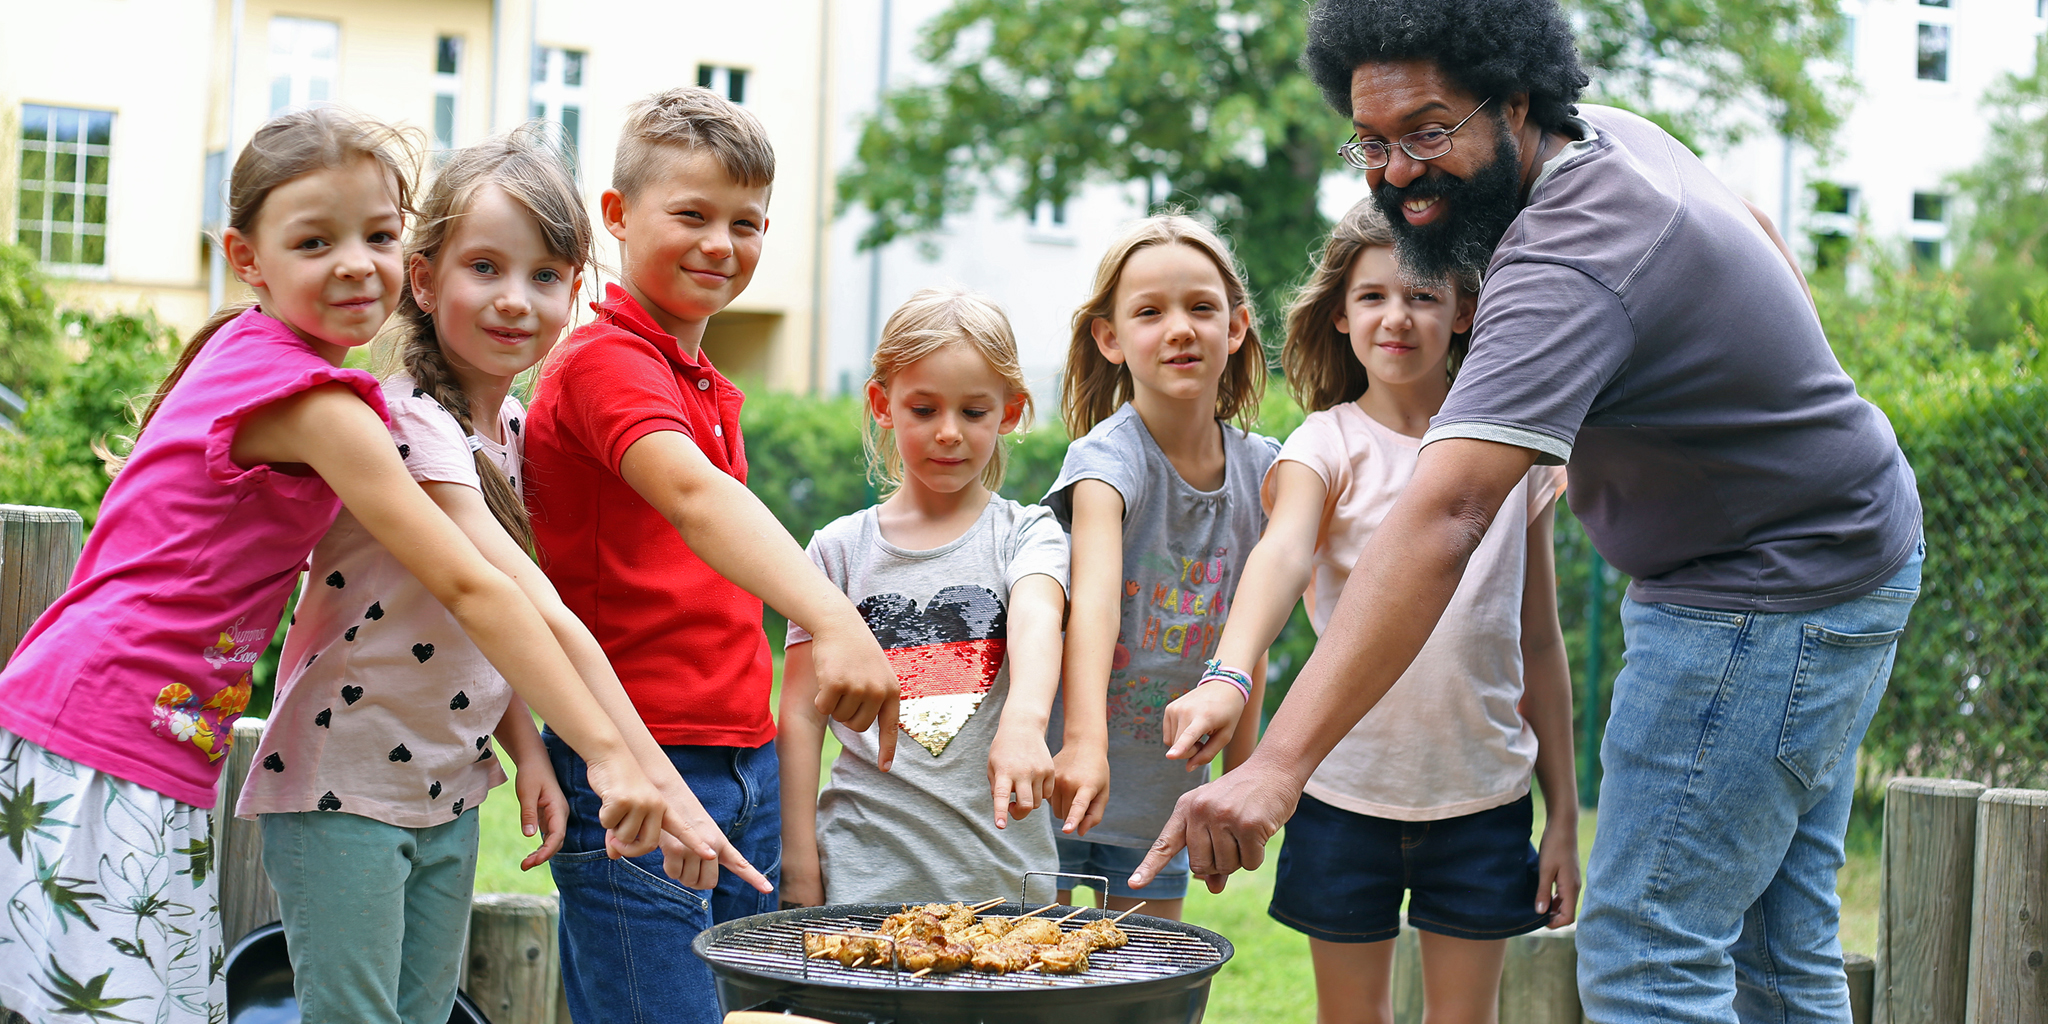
[490,0,502,132]
[209,0,246,314]
[864,0,891,359]
[809,0,831,394]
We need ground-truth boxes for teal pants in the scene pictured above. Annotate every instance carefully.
[262,808,481,1024]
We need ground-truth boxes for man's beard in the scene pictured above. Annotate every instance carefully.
[1371,124,1523,285]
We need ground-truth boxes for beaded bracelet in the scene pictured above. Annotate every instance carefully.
[1198,658,1253,703]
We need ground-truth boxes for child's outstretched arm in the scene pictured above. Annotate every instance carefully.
[493,697,567,871]
[777,642,828,906]
[231,383,664,858]
[418,477,773,892]
[1520,494,1580,927]
[1163,461,1327,767]
[1056,480,1123,836]
[990,573,1065,830]
[618,432,901,770]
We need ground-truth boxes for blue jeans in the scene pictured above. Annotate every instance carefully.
[1577,544,1922,1024]
[544,732,780,1024]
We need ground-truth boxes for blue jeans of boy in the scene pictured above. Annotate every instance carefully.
[1577,543,1921,1024]
[544,732,780,1024]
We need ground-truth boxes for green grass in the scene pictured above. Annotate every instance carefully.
[471,672,1881,1023]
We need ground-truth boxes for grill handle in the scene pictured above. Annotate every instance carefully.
[799,926,902,987]
[1021,871,1109,909]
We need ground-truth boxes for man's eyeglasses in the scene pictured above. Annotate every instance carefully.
[1338,97,1494,171]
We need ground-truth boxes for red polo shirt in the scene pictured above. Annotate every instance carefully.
[524,285,774,747]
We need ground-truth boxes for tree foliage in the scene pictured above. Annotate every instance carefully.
[1952,38,2048,348]
[838,0,1849,328]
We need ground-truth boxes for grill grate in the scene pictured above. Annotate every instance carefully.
[699,904,1225,992]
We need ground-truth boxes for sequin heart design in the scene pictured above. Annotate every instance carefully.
[857,585,1007,757]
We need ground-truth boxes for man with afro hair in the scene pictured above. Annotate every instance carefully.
[1133,2,1925,1023]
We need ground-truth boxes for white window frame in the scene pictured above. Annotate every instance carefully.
[16,104,114,274]
[434,35,463,153]
[531,46,587,168]
[269,16,340,115]
[696,64,748,104]
[1916,22,1950,83]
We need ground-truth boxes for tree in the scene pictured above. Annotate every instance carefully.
[838,0,1849,326]
[1952,38,2048,347]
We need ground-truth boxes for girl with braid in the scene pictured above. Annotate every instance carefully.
[237,129,768,1024]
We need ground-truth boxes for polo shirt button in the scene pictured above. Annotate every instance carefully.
[696,378,711,391]
[714,424,723,437]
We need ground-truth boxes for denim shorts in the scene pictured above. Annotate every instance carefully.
[1056,836,1190,901]
[1268,791,1547,944]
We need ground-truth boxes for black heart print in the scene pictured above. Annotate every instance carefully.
[451,798,465,817]
[413,387,426,398]
[397,443,411,460]
[317,791,342,811]
[306,654,318,667]
[475,736,489,750]
[449,691,469,711]
[344,626,358,642]
[365,602,384,620]
[262,752,284,773]
[314,708,331,728]
[412,644,435,663]
[342,685,364,705]
[325,571,345,588]
[429,781,442,799]
[389,744,412,763]
[509,417,521,435]
[856,585,1007,648]
[475,748,492,763]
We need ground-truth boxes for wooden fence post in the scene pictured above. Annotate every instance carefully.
[1963,788,2047,1022]
[467,893,560,1024]
[1498,924,1581,1024]
[1846,951,1875,1024]
[1876,776,1986,1024]
[0,505,83,665]
[214,716,278,945]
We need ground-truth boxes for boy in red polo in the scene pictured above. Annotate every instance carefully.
[523,87,900,1024]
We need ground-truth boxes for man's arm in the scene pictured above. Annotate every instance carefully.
[1131,437,1537,890]
[618,430,900,768]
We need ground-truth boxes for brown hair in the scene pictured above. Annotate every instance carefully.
[866,288,1033,493]
[613,87,775,200]
[1059,214,1266,439]
[1283,199,1476,411]
[392,126,593,550]
[117,108,415,466]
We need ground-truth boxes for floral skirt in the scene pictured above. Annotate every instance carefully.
[0,729,221,1024]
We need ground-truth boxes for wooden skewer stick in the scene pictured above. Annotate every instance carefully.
[1111,901,1149,923]
[1018,962,1045,973]
[1054,907,1090,925]
[911,967,935,979]
[969,896,1007,912]
[1013,903,1060,921]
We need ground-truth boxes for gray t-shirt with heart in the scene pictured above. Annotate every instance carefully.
[788,496,1069,905]
[1044,404,1279,849]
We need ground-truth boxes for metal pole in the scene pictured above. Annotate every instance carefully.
[864,0,892,359]
[1578,548,1606,807]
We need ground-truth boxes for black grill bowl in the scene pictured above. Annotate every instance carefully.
[693,902,1234,1024]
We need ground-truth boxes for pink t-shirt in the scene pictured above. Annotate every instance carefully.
[238,375,518,827]
[0,307,387,808]
[1271,402,1567,821]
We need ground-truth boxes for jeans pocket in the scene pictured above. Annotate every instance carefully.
[552,847,713,915]
[1777,623,1905,789]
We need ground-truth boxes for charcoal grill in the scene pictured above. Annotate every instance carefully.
[692,897,1233,1024]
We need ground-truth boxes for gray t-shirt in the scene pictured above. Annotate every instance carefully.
[787,496,1069,905]
[1426,105,1920,612]
[1044,404,1279,848]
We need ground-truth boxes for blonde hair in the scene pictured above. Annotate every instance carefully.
[110,107,415,470]
[613,87,775,200]
[1059,214,1266,438]
[866,288,1034,494]
[391,125,593,551]
[1283,199,1475,411]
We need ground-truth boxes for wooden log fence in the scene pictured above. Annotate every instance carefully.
[4,503,2043,1024]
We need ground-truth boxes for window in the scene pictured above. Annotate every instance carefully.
[1810,231,1852,273]
[697,65,748,104]
[532,46,587,167]
[17,105,113,268]
[434,36,463,152]
[1912,192,1947,222]
[1812,182,1858,216]
[1917,24,1950,81]
[269,16,340,115]
[1920,0,1949,6]
[1911,239,1942,267]
[1032,199,1067,227]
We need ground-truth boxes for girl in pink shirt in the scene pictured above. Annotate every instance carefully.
[1167,199,1580,1024]
[0,110,710,1024]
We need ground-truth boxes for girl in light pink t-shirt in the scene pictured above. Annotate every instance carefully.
[1166,199,1579,1024]
[0,110,693,1024]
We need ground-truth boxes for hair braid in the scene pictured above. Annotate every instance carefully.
[397,316,535,551]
